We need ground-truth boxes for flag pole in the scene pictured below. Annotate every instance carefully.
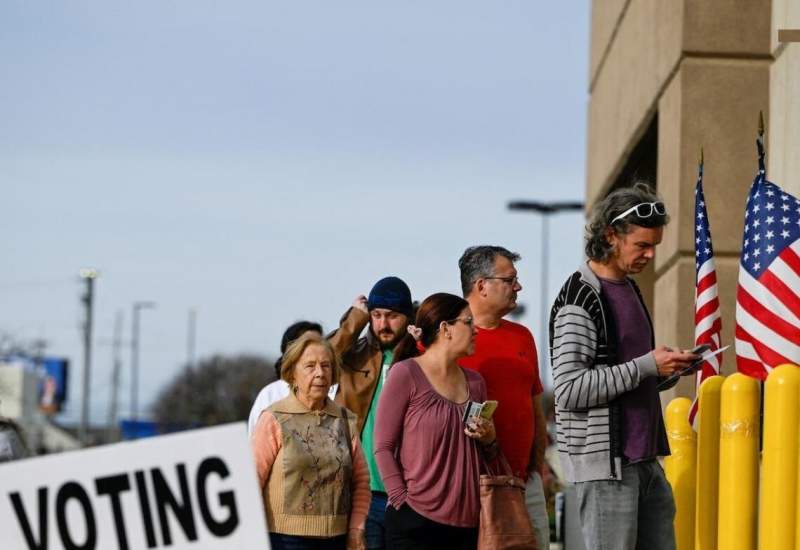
[699,146,704,175]
[755,112,766,447]
[757,111,766,176]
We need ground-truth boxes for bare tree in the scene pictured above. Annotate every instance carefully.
[152,354,275,429]
[0,330,47,358]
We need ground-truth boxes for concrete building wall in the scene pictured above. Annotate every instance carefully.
[0,366,38,420]
[587,0,796,399]
[769,0,800,195]
[0,364,80,453]
[587,0,683,205]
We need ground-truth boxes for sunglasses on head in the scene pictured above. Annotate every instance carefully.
[609,201,666,225]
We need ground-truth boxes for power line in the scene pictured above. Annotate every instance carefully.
[0,278,75,291]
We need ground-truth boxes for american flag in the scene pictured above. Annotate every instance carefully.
[688,161,722,427]
[735,162,800,379]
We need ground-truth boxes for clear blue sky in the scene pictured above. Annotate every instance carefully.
[1,2,590,425]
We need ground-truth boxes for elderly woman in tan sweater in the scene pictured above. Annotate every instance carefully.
[251,333,370,550]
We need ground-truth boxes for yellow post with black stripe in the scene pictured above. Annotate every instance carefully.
[665,397,696,550]
[717,373,760,550]
[694,375,723,550]
[760,364,800,550]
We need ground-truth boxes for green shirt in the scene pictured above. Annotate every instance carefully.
[361,349,392,492]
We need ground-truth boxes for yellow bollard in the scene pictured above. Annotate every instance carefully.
[760,364,800,550]
[718,373,760,550]
[694,375,724,550]
[665,397,696,550]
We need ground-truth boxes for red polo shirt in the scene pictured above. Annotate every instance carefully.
[459,319,543,479]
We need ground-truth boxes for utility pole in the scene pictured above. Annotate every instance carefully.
[541,214,550,374]
[130,301,155,424]
[187,308,197,370]
[79,268,98,447]
[507,200,584,388]
[106,310,123,442]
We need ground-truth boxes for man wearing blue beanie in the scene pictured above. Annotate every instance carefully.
[331,276,413,550]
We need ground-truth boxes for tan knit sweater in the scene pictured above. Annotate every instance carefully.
[251,394,370,537]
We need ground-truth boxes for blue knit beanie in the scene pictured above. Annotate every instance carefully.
[367,276,413,318]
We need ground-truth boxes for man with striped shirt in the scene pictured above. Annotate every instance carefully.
[550,183,698,550]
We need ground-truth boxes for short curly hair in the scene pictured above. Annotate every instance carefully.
[280,333,340,388]
[585,181,669,262]
[458,245,521,297]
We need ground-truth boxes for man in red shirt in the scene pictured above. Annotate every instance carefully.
[458,245,550,549]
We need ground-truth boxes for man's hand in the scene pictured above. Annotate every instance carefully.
[328,295,371,359]
[352,295,368,313]
[346,527,365,550]
[653,346,699,377]
[529,393,548,475]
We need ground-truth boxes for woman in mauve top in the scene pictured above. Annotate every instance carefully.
[373,293,497,550]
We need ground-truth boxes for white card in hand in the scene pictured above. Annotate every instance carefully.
[697,345,730,365]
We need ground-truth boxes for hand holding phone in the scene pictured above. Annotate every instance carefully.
[462,400,499,446]
[689,344,711,359]
[653,346,701,377]
[657,344,729,388]
[462,400,498,424]
[677,344,711,374]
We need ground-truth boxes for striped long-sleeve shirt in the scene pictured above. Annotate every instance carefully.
[549,262,673,482]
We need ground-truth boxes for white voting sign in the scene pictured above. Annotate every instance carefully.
[0,423,270,550]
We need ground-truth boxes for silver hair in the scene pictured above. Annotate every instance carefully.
[458,245,521,297]
[585,181,669,262]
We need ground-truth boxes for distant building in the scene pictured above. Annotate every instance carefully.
[0,358,80,454]
[586,1,799,399]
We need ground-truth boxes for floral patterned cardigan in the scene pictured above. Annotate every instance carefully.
[251,393,370,537]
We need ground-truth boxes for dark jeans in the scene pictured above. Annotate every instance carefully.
[269,533,347,550]
[366,492,388,549]
[385,503,477,550]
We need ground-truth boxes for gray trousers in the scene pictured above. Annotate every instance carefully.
[526,471,550,549]
[575,460,675,550]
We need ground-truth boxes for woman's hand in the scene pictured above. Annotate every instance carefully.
[464,417,496,446]
[346,527,366,550]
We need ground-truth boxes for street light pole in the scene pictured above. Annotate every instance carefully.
[187,308,197,370]
[540,214,549,384]
[508,200,584,388]
[130,300,156,423]
[79,268,98,447]
[106,310,123,442]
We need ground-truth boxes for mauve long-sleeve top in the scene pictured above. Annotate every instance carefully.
[373,358,487,528]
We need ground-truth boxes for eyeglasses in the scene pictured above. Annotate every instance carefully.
[448,316,474,327]
[610,201,666,225]
[484,276,519,286]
